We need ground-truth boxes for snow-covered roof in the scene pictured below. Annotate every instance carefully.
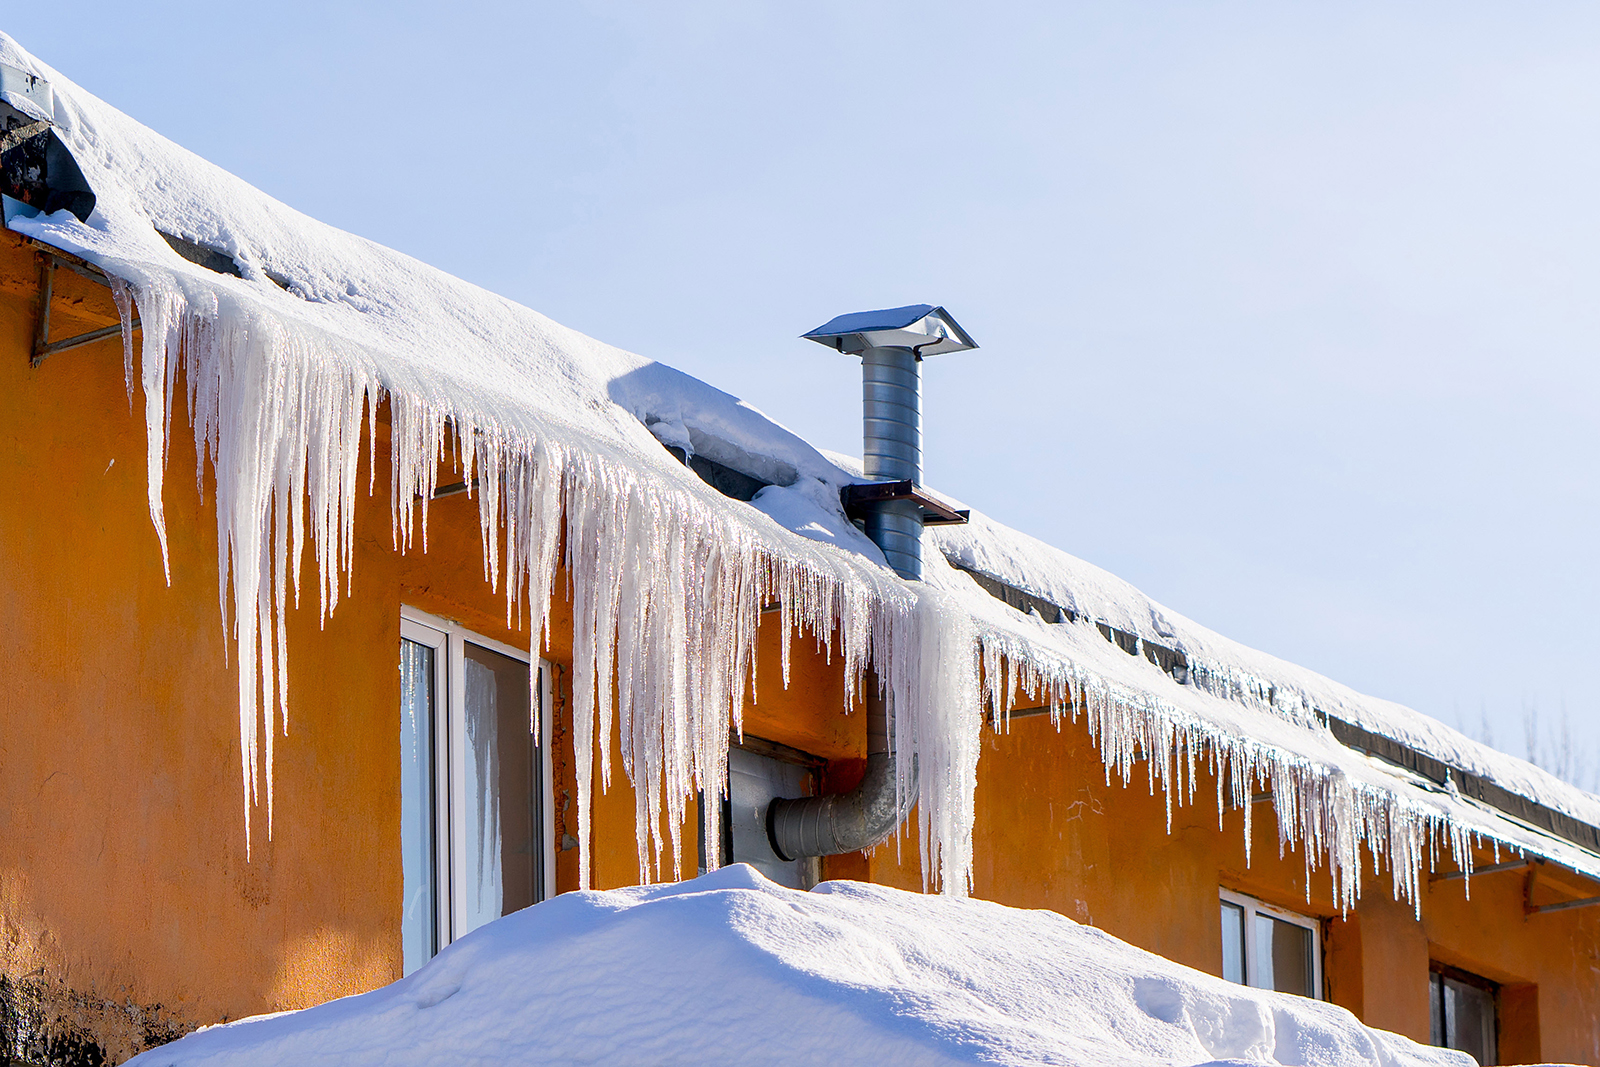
[5,30,1597,905]
[124,865,1470,1067]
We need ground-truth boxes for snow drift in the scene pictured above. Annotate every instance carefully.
[124,866,1469,1067]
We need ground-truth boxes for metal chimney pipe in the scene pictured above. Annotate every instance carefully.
[861,345,923,580]
[766,306,978,867]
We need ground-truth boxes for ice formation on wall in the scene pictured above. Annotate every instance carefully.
[109,258,983,891]
[7,27,1596,912]
[112,260,1519,908]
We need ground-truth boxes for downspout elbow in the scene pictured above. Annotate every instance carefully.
[765,677,915,860]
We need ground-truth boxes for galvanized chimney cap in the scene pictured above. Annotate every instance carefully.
[803,304,977,357]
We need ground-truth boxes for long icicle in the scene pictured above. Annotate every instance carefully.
[125,269,1517,907]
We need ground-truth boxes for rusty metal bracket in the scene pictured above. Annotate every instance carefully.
[1528,894,1600,915]
[840,479,970,526]
[1521,858,1600,914]
[1429,859,1530,884]
[29,251,140,368]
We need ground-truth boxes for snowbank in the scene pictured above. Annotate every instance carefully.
[125,866,1468,1067]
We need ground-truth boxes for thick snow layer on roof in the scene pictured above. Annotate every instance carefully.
[4,28,1596,901]
[124,865,1467,1067]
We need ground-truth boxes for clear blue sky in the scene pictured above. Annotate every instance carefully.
[11,3,1600,776]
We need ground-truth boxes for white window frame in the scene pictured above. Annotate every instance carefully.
[402,606,555,954]
[1219,888,1323,1000]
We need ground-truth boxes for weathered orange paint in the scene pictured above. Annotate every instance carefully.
[1,231,1597,1064]
[950,709,1600,1063]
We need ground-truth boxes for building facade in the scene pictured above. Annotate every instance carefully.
[1,38,1598,1067]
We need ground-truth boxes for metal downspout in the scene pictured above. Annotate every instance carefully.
[766,343,923,862]
[767,677,905,859]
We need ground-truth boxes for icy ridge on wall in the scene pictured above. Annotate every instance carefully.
[0,29,986,894]
[5,30,1594,911]
[113,257,988,892]
[961,603,1470,912]
[107,254,1570,912]
[935,511,1600,833]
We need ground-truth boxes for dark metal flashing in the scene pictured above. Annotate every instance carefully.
[1139,639,1190,677]
[157,230,242,278]
[665,446,772,502]
[1097,621,1140,657]
[1324,716,1600,855]
[155,230,295,292]
[960,565,1074,623]
[950,560,1190,682]
[840,480,969,526]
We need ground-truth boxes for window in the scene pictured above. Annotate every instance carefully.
[400,608,553,975]
[699,739,821,890]
[1430,964,1497,1065]
[1219,889,1322,999]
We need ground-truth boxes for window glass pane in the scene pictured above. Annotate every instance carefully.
[1255,914,1314,997]
[1220,902,1246,985]
[1430,972,1446,1048]
[1443,976,1496,1066]
[458,643,535,938]
[726,747,813,889]
[400,638,436,975]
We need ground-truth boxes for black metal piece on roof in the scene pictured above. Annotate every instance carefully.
[1325,716,1600,855]
[1140,639,1189,678]
[0,102,96,223]
[158,230,243,278]
[1429,859,1529,884]
[1096,621,1141,657]
[840,480,970,527]
[948,558,1193,682]
[666,446,773,503]
[954,562,1076,624]
[155,231,296,291]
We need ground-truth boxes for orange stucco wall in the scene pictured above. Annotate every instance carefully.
[1,232,1596,1064]
[951,711,1600,1064]
[0,232,866,1059]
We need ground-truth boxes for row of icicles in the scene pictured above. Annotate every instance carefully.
[117,271,1500,907]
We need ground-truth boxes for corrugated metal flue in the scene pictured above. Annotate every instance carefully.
[766,305,978,861]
